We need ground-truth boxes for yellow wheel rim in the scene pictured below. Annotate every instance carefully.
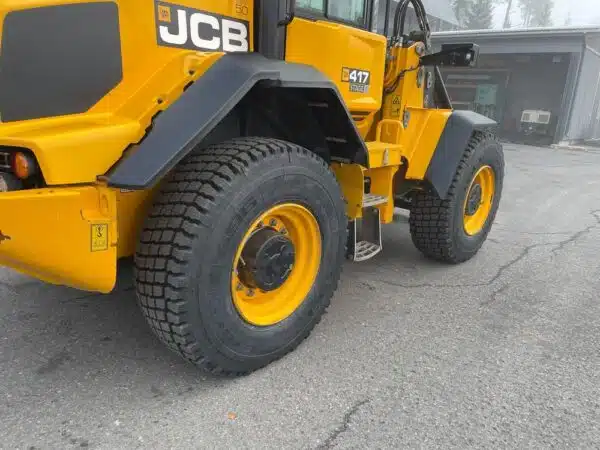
[463,165,495,236]
[231,203,322,327]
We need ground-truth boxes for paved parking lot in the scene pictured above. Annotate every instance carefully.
[2,144,600,449]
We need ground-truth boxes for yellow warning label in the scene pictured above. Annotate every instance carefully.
[341,68,350,82]
[158,5,172,23]
[91,224,109,252]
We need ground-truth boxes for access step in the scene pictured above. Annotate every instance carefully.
[362,193,388,207]
[348,206,383,262]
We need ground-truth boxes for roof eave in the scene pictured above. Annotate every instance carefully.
[432,26,600,40]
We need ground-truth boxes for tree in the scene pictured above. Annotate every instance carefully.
[564,11,572,26]
[452,0,472,28]
[501,0,514,28]
[531,2,553,27]
[518,0,553,27]
[465,0,494,30]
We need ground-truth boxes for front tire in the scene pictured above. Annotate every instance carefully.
[134,137,347,375]
[409,132,504,263]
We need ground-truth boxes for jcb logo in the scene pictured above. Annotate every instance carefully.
[155,1,249,53]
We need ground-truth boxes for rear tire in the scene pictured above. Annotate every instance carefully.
[134,137,347,375]
[409,132,504,264]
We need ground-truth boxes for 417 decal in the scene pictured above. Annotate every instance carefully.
[341,67,371,93]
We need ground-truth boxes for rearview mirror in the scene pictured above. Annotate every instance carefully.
[420,43,479,67]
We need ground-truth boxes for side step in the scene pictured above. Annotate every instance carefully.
[348,199,386,262]
[362,193,388,207]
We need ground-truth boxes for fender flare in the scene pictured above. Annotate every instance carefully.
[104,53,367,189]
[424,110,498,199]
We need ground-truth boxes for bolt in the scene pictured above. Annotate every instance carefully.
[236,283,243,291]
[270,219,278,227]
[403,110,411,128]
[247,289,255,297]
[281,228,288,235]
[417,68,425,88]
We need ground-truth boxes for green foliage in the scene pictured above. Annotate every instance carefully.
[452,0,472,28]
[465,0,494,30]
[518,0,554,27]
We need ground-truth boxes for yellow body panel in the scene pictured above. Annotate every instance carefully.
[0,186,118,292]
[0,0,247,185]
[0,116,142,185]
[0,2,455,292]
[116,189,159,259]
[331,163,365,219]
[0,0,244,288]
[286,17,387,138]
[329,43,452,222]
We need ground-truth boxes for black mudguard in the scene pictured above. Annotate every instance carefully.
[424,110,498,199]
[105,53,367,190]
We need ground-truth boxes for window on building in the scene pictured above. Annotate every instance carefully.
[297,0,369,27]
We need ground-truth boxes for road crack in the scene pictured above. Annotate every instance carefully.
[375,210,600,295]
[551,210,600,256]
[316,399,369,449]
[482,283,509,306]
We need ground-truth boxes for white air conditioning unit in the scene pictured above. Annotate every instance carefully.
[521,110,551,125]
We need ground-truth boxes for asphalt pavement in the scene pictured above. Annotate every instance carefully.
[2,144,600,449]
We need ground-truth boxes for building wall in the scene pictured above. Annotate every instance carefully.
[564,47,600,143]
[438,53,572,145]
[500,54,571,145]
[431,31,600,145]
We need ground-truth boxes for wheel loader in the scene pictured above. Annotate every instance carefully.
[0,0,504,374]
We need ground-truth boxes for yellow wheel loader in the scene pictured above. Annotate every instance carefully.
[0,0,504,374]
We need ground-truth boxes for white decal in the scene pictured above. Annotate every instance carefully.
[156,2,250,53]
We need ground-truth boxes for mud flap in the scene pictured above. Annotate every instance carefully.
[0,186,118,293]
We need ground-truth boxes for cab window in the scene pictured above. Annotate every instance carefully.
[296,0,369,28]
[296,0,325,13]
[329,0,367,25]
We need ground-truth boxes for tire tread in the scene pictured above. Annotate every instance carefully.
[135,137,345,375]
[409,131,503,263]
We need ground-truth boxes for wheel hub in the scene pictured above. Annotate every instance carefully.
[465,183,483,216]
[239,228,296,292]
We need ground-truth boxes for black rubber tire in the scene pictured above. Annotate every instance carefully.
[134,137,347,375]
[409,131,504,264]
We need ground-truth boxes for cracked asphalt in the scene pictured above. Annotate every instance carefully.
[2,144,600,449]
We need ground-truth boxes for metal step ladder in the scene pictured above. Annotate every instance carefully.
[348,194,387,262]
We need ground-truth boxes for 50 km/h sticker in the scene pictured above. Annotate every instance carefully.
[91,224,109,252]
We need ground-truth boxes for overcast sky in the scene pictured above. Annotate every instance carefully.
[492,0,600,28]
